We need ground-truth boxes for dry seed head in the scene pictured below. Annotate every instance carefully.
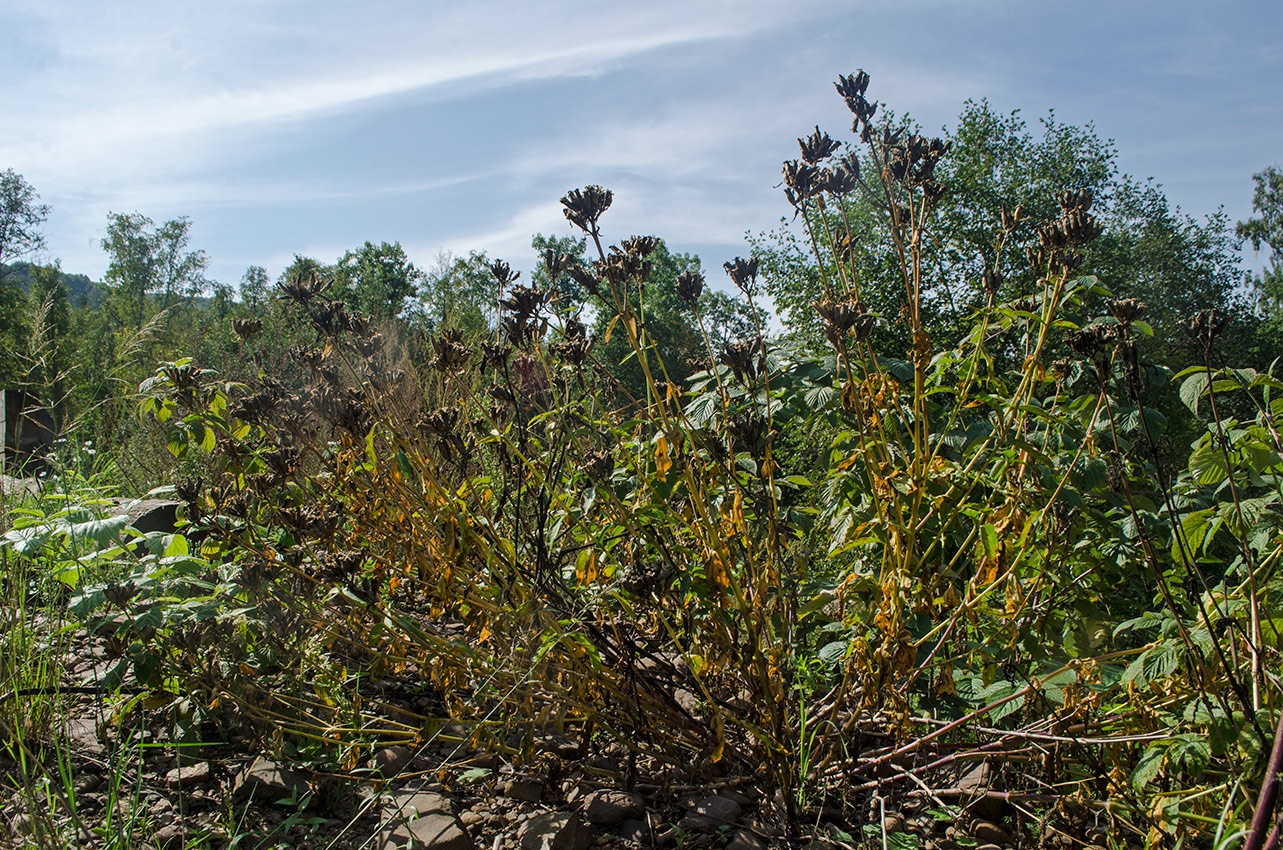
[834,70,871,100]
[723,256,760,297]
[489,259,520,287]
[550,335,593,366]
[561,185,613,233]
[983,270,1004,297]
[1186,308,1228,347]
[431,329,472,372]
[231,318,263,340]
[500,285,548,320]
[1106,297,1146,324]
[676,269,705,306]
[799,126,841,164]
[782,160,822,207]
[567,264,601,299]
[622,235,660,260]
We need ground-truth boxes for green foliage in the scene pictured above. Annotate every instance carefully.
[334,240,422,320]
[101,212,209,330]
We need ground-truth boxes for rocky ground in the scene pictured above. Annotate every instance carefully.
[1,554,1083,850]
[1,659,1086,850]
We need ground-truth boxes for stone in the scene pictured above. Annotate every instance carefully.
[956,761,991,794]
[153,822,186,849]
[684,795,740,829]
[391,790,454,818]
[502,777,545,802]
[617,819,651,845]
[460,811,486,827]
[376,746,415,777]
[232,757,310,803]
[726,830,767,850]
[379,812,476,850]
[165,762,211,788]
[64,716,103,753]
[583,790,645,826]
[0,474,40,498]
[970,821,1011,845]
[520,812,593,850]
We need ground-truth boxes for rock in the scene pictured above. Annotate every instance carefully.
[673,689,700,714]
[502,777,545,802]
[970,821,1011,845]
[232,757,310,803]
[74,772,103,794]
[460,811,486,827]
[379,812,476,850]
[536,732,580,759]
[64,716,103,753]
[120,499,181,535]
[165,762,211,788]
[3,390,56,474]
[520,812,593,850]
[376,746,415,777]
[0,474,40,498]
[956,762,991,794]
[678,795,741,831]
[391,790,454,818]
[617,819,651,846]
[153,822,186,849]
[583,790,645,826]
[884,812,906,834]
[726,830,767,850]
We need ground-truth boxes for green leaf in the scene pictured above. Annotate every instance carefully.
[1068,455,1107,491]
[1131,745,1165,791]
[818,640,849,663]
[803,385,837,410]
[1180,372,1210,414]
[684,392,719,428]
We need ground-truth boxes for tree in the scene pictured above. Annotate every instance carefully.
[752,100,1242,365]
[334,241,422,320]
[411,250,498,336]
[239,265,270,309]
[0,170,51,385]
[101,213,209,329]
[1238,165,1283,328]
[0,169,50,271]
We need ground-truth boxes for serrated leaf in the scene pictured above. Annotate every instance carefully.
[1180,372,1210,414]
[685,392,719,428]
[1131,745,1165,791]
[803,385,837,410]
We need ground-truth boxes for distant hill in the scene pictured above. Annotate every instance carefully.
[0,262,107,308]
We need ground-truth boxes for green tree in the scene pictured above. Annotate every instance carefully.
[101,212,209,329]
[334,241,422,320]
[752,101,1241,364]
[1238,165,1283,331]
[239,265,270,310]
[411,250,497,336]
[0,170,51,385]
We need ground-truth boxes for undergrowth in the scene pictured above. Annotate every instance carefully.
[2,70,1281,849]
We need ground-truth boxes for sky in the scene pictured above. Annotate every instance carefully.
[2,0,1280,295]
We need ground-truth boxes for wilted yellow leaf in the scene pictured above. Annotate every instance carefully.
[655,435,672,475]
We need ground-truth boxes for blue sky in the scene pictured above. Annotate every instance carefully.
[2,0,1280,293]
